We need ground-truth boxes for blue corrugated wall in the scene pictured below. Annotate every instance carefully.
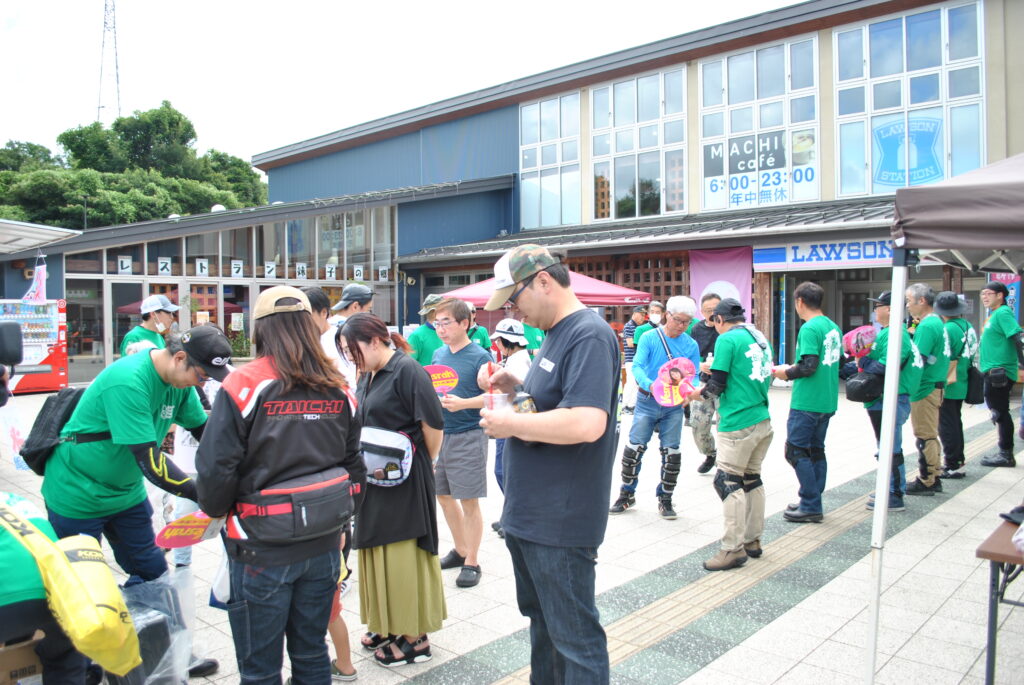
[1,258,64,300]
[397,190,512,256]
[268,106,519,203]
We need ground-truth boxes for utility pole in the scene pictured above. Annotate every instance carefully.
[97,0,121,123]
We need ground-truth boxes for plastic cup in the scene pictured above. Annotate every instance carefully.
[482,393,510,411]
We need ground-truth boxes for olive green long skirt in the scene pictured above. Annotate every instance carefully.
[358,539,447,637]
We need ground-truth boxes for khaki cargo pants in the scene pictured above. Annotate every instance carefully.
[717,419,774,552]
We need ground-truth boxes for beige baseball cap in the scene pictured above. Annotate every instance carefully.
[253,286,312,320]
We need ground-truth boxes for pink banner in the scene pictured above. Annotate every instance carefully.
[689,247,752,316]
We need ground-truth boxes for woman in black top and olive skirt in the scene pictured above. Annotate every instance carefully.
[339,313,447,667]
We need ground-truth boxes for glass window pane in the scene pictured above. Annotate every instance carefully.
[614,155,637,219]
[255,223,284,275]
[950,104,981,177]
[790,95,815,123]
[66,250,103,274]
[838,29,864,81]
[790,40,814,90]
[873,80,901,110]
[521,171,539,229]
[948,66,980,98]
[869,18,904,78]
[730,107,753,133]
[664,148,685,212]
[316,216,342,279]
[288,218,314,279]
[664,70,684,115]
[637,151,661,217]
[522,147,537,169]
[107,243,143,275]
[615,129,634,153]
[664,119,685,144]
[908,107,943,186]
[639,124,659,149]
[702,61,723,107]
[593,133,610,157]
[759,101,784,127]
[222,227,252,278]
[540,168,560,226]
[871,112,906,191]
[614,81,636,126]
[540,99,559,141]
[562,140,578,162]
[757,45,785,99]
[906,10,941,71]
[560,93,580,137]
[638,74,660,122]
[839,121,866,194]
[344,212,368,281]
[521,104,539,145]
[838,87,865,115]
[909,73,940,104]
[148,237,182,276]
[594,162,611,219]
[371,207,393,282]
[949,5,979,61]
[703,112,724,138]
[593,88,610,129]
[728,52,755,104]
[185,234,218,277]
[541,144,558,165]
[561,164,581,225]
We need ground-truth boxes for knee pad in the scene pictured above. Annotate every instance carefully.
[621,444,646,485]
[784,442,811,468]
[742,472,763,492]
[915,438,927,455]
[891,452,905,467]
[713,469,744,501]
[660,448,682,491]
[810,448,826,462]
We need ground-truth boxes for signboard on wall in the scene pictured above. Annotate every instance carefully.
[158,257,172,275]
[117,255,132,274]
[295,262,308,279]
[754,238,893,272]
[264,261,277,278]
[872,115,943,192]
[352,265,364,280]
[230,260,243,277]
[702,128,818,211]
[325,264,338,280]
[196,258,209,277]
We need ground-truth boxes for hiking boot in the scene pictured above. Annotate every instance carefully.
[866,494,905,511]
[703,548,747,572]
[905,478,941,496]
[939,466,966,479]
[783,509,823,523]
[743,539,763,558]
[658,498,677,520]
[609,491,635,514]
[981,450,1016,468]
[696,455,716,474]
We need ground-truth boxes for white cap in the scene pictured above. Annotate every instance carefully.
[490,318,528,346]
[140,294,180,314]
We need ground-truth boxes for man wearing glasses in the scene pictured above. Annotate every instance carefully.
[610,296,701,520]
[479,244,620,684]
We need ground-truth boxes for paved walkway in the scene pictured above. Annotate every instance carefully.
[2,387,1022,683]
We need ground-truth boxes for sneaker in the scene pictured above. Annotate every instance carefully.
[743,539,763,558]
[866,495,905,511]
[905,478,941,496]
[188,657,219,678]
[703,549,747,572]
[609,492,635,514]
[331,660,357,682]
[439,549,466,569]
[783,509,823,523]
[785,502,800,512]
[621,407,634,415]
[939,466,966,479]
[491,521,502,532]
[696,455,716,474]
[658,499,677,520]
[455,565,481,588]
[981,451,1017,468]
[338,579,352,598]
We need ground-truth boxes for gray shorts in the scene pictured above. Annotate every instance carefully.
[435,429,488,500]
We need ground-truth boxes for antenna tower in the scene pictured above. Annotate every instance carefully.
[96,0,122,122]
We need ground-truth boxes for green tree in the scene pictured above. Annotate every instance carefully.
[58,122,128,173]
[0,141,64,171]
[112,100,198,177]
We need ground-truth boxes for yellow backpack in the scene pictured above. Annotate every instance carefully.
[0,504,141,676]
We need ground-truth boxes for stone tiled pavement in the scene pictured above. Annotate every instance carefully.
[2,387,1022,683]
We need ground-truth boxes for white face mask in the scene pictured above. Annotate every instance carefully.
[155,321,167,333]
[649,314,662,325]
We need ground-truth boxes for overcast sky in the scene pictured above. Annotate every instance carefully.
[2,0,795,166]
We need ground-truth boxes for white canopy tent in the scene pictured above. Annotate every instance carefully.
[0,219,80,255]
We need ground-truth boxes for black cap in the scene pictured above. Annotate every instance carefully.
[181,326,232,382]
[632,306,648,314]
[712,298,744,320]
[867,291,892,307]
[983,281,1010,298]
[933,291,966,317]
[332,283,374,311]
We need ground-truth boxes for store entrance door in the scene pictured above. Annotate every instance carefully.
[105,280,144,365]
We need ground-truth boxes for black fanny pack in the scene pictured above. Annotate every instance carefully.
[987,367,1010,388]
[229,467,359,544]
[845,371,884,403]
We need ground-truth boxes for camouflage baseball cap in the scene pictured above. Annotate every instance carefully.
[418,293,445,316]
[484,244,561,311]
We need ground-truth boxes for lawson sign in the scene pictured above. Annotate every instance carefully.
[754,239,893,272]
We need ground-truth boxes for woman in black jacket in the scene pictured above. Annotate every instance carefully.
[339,313,447,667]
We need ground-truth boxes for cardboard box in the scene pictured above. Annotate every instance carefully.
[0,631,43,685]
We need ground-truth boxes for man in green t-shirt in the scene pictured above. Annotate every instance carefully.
[119,293,179,357]
[467,305,495,352]
[978,280,1024,467]
[771,282,841,523]
[905,284,951,495]
[688,299,774,572]
[408,294,445,365]
[522,322,545,351]
[934,291,978,479]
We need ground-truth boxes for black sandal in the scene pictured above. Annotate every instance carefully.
[374,635,432,667]
[360,632,395,651]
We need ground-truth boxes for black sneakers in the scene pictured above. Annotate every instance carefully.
[905,478,943,496]
[439,549,466,569]
[609,492,635,514]
[658,498,677,520]
[697,455,716,474]
[981,450,1017,468]
[939,466,966,479]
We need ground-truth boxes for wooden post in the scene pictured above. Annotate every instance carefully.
[753,272,773,342]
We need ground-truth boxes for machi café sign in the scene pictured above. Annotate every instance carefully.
[753,239,894,272]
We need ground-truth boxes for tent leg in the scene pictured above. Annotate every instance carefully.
[864,248,912,684]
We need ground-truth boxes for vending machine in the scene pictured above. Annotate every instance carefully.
[3,298,69,394]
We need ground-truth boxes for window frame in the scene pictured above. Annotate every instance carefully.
[518,90,582,230]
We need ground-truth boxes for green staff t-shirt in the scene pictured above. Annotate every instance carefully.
[711,326,774,433]
[944,319,977,401]
[42,351,207,519]
[523,324,545,351]
[791,315,842,414]
[0,492,57,606]
[120,325,166,357]
[911,313,950,401]
[980,305,1022,376]
[469,325,493,351]
[865,324,923,408]
[407,324,443,366]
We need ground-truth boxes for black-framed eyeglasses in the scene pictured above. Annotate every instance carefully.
[508,273,539,306]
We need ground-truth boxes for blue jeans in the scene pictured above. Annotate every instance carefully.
[47,499,167,585]
[868,394,912,496]
[624,393,683,495]
[227,549,340,685]
[786,410,833,514]
[495,438,506,493]
[504,534,608,685]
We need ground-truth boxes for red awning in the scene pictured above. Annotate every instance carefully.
[444,271,651,307]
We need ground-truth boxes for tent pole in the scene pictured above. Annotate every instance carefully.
[864,247,912,684]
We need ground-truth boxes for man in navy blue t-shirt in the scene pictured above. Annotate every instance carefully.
[480,244,619,685]
[432,298,493,589]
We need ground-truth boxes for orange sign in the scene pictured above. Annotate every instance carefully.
[424,364,459,394]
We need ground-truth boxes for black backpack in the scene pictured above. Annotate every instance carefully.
[20,387,110,476]
[845,371,884,403]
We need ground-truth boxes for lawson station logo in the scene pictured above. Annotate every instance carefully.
[754,239,893,272]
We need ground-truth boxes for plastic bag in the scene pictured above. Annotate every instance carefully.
[209,545,230,610]
[112,570,195,684]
